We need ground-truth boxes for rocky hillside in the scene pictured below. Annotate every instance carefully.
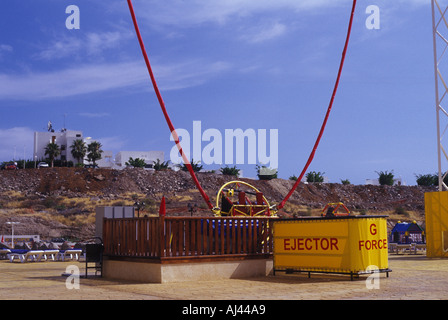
[0,167,435,240]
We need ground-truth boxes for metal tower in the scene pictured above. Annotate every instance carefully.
[432,0,448,191]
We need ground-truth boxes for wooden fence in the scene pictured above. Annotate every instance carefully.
[103,216,275,262]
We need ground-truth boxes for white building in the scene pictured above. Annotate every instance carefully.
[33,130,113,166]
[115,151,164,167]
[96,150,114,168]
[33,129,84,164]
[34,128,164,168]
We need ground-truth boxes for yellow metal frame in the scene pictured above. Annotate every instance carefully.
[213,180,277,217]
[321,202,350,217]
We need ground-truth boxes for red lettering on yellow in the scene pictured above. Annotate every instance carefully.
[282,238,340,251]
[313,238,320,249]
[284,239,290,251]
[330,238,339,250]
[321,238,329,250]
[358,239,388,250]
[305,238,312,250]
[370,223,377,235]
[290,239,296,250]
[297,238,304,250]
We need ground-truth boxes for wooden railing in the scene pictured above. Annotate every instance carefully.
[103,216,275,262]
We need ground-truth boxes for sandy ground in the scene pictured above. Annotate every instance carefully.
[0,254,447,301]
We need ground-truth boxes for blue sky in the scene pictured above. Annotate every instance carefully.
[0,0,436,185]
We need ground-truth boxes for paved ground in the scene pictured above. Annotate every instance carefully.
[0,254,447,300]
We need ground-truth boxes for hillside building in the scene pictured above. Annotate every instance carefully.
[33,129,84,164]
[33,130,164,168]
[33,129,107,166]
[33,126,164,168]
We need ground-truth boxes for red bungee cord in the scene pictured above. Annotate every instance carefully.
[127,0,213,210]
[278,0,357,209]
[127,0,357,212]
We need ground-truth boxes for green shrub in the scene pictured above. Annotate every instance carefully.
[178,159,203,172]
[220,165,240,177]
[42,196,62,209]
[394,206,409,217]
[153,159,170,171]
[376,170,394,186]
[414,173,448,186]
[306,171,325,183]
[415,174,437,186]
[256,165,277,180]
[125,157,146,168]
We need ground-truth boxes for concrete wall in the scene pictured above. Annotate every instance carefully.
[103,259,274,283]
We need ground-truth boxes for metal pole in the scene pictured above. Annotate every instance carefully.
[432,0,444,191]
[6,222,19,249]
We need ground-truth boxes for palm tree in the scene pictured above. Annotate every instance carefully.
[178,159,203,172]
[153,159,170,171]
[87,141,103,167]
[70,139,87,166]
[44,142,60,168]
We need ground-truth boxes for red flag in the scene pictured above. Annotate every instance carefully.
[1,235,3,243]
[159,196,166,217]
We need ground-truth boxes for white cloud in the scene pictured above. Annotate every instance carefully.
[78,112,111,118]
[0,62,145,100]
[0,127,34,161]
[0,59,231,101]
[239,22,287,43]
[37,38,82,61]
[396,0,428,6]
[155,60,231,89]
[36,31,133,61]
[0,44,13,53]
[131,0,348,28]
[0,44,13,59]
[85,32,131,55]
[96,136,127,152]
[127,0,431,33]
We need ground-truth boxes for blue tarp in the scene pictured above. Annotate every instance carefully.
[391,222,424,234]
[390,222,425,244]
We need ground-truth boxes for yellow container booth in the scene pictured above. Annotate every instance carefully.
[425,191,448,258]
[273,216,391,279]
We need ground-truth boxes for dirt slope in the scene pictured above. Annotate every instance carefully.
[0,168,434,240]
